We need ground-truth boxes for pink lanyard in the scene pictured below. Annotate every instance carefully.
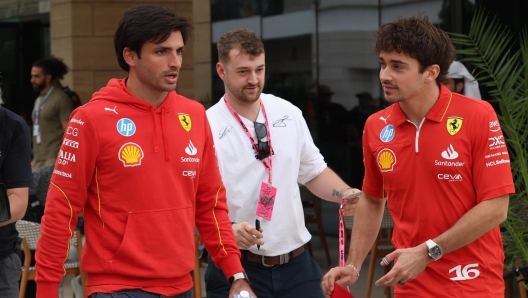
[339,198,352,292]
[339,198,346,267]
[223,96,274,186]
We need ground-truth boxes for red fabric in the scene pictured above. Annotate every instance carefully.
[331,283,355,298]
[362,85,515,297]
[35,78,242,297]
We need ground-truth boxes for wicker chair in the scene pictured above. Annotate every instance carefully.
[343,205,395,298]
[16,220,85,298]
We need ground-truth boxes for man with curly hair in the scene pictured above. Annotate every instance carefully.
[322,15,514,297]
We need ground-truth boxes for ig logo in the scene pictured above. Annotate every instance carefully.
[117,118,136,137]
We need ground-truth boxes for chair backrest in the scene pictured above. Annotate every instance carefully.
[380,205,394,229]
[16,220,41,250]
[16,220,78,251]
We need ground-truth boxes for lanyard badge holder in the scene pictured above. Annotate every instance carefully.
[223,97,277,221]
[33,86,54,145]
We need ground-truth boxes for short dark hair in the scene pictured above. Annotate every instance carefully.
[217,29,265,64]
[374,15,455,84]
[114,5,193,72]
[33,56,68,80]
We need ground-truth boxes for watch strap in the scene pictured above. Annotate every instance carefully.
[229,272,249,285]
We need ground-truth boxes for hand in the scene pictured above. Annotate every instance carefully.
[232,222,264,249]
[228,279,257,298]
[375,244,432,287]
[341,188,361,216]
[321,265,360,297]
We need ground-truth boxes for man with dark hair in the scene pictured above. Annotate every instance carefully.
[0,86,33,298]
[35,5,252,298]
[47,56,83,109]
[322,15,514,297]
[205,28,361,298]
[31,58,74,169]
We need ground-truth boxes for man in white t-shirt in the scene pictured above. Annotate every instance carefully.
[205,28,361,298]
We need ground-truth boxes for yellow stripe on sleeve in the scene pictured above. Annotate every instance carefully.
[50,182,74,276]
[212,185,228,255]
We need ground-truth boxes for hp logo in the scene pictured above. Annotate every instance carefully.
[117,118,136,137]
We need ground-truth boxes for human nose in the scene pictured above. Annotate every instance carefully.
[248,71,258,85]
[169,52,182,70]
[379,67,391,83]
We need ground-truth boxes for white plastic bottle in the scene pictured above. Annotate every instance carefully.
[234,290,253,298]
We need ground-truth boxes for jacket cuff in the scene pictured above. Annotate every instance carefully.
[37,282,59,298]
[217,253,244,281]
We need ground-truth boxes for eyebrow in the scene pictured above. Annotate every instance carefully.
[153,46,185,51]
[379,58,409,65]
[235,64,265,70]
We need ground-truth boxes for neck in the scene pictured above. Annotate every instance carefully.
[40,85,52,95]
[126,76,167,107]
[225,89,260,122]
[398,84,440,125]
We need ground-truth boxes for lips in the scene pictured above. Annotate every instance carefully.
[164,73,178,84]
[383,85,397,91]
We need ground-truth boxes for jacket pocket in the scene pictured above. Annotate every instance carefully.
[109,206,194,278]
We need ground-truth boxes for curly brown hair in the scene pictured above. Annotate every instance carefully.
[374,15,455,84]
[217,29,265,64]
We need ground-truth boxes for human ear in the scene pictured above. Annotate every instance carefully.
[216,62,227,81]
[123,47,138,67]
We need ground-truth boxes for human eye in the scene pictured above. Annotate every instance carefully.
[156,49,166,55]
[176,48,184,55]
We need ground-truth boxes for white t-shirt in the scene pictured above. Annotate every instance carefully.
[207,93,327,256]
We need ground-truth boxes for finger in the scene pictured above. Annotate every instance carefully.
[383,250,400,263]
[236,237,252,249]
[380,257,390,267]
[375,270,397,286]
[249,227,263,239]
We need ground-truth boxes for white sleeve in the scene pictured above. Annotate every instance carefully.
[297,109,327,184]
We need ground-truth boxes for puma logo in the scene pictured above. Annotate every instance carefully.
[105,106,118,114]
[379,115,390,124]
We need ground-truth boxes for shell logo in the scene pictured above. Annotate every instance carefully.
[377,148,396,172]
[118,142,144,167]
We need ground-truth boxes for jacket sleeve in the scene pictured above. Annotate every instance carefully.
[35,108,99,297]
[194,112,243,280]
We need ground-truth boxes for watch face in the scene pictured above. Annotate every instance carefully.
[430,246,442,258]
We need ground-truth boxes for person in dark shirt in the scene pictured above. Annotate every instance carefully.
[347,91,378,188]
[318,85,348,174]
[0,86,33,298]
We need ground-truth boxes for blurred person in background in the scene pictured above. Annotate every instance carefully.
[30,58,73,169]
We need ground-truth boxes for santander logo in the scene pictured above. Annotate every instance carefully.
[185,140,197,156]
[441,144,458,160]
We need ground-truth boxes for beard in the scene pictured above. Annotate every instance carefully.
[225,81,263,105]
[32,81,47,93]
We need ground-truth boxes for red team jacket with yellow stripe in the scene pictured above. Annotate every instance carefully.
[363,85,515,297]
[35,79,242,297]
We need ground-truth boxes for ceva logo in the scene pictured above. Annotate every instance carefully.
[437,173,462,182]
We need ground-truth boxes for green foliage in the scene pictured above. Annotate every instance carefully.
[450,8,528,282]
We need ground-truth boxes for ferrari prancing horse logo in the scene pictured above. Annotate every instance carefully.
[447,116,463,136]
[178,113,192,132]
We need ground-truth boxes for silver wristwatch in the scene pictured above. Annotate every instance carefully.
[425,239,443,261]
